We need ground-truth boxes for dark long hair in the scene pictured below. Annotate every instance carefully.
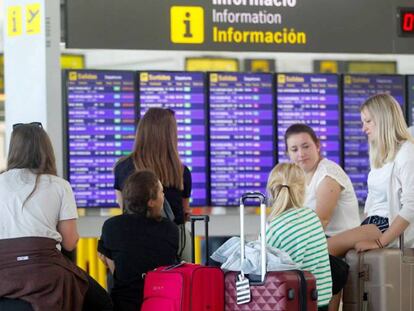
[6,124,57,206]
[129,108,183,189]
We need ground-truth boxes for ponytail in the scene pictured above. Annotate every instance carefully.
[267,163,305,222]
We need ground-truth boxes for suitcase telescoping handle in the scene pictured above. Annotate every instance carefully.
[240,192,267,282]
[190,215,210,265]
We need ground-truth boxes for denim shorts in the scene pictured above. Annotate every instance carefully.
[361,215,389,233]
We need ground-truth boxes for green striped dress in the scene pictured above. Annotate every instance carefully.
[266,207,332,307]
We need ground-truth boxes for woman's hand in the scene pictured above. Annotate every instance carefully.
[354,240,379,253]
[183,198,191,222]
[98,252,115,274]
[97,252,107,265]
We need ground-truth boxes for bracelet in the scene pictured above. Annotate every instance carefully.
[375,239,384,249]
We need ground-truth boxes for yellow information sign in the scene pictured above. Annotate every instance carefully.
[245,59,275,72]
[319,61,339,73]
[61,54,85,69]
[7,6,23,37]
[68,71,78,81]
[170,6,204,44]
[0,55,4,94]
[346,61,397,74]
[26,3,41,35]
[251,60,270,72]
[185,58,239,71]
[277,74,286,84]
[140,72,149,82]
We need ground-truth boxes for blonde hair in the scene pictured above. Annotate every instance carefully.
[266,163,305,222]
[360,94,412,168]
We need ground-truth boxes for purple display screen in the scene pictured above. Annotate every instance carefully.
[343,74,404,206]
[138,72,208,206]
[66,70,136,208]
[209,73,275,206]
[277,74,341,165]
[408,76,414,126]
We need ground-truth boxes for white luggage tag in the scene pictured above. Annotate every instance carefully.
[236,273,251,305]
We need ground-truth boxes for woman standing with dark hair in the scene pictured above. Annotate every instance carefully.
[114,108,192,257]
[98,170,179,311]
[0,123,112,311]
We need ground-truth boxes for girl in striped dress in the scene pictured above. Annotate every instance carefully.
[266,163,332,310]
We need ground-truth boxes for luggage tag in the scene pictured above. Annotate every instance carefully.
[236,273,251,305]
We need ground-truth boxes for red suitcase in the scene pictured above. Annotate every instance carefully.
[141,216,225,311]
[224,192,318,311]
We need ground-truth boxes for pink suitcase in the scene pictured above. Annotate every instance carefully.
[224,192,318,311]
[141,216,225,311]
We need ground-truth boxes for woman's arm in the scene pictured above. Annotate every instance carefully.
[315,176,342,230]
[115,190,123,209]
[57,219,79,251]
[355,216,409,252]
[98,252,115,274]
[380,216,409,247]
[183,198,191,222]
[182,166,192,222]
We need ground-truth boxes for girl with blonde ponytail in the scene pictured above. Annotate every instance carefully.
[266,163,332,310]
[267,163,305,221]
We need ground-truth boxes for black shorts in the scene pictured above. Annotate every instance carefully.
[361,215,389,233]
[329,254,349,295]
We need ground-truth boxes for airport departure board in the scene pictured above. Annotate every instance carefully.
[408,76,414,126]
[276,74,341,164]
[343,74,405,205]
[138,72,208,206]
[65,70,136,208]
[209,72,275,206]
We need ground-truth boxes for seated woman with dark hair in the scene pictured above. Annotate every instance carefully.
[98,170,179,311]
[0,122,112,311]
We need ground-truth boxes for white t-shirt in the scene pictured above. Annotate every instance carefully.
[0,169,78,243]
[364,162,393,218]
[409,126,414,137]
[304,158,360,236]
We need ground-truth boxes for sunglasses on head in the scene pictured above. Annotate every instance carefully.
[12,122,43,130]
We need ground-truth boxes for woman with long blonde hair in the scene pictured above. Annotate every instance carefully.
[266,163,332,310]
[328,93,414,255]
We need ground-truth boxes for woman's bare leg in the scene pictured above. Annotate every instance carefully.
[328,291,341,311]
[328,224,381,257]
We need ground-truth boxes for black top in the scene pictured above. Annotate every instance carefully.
[98,214,179,310]
[114,157,192,224]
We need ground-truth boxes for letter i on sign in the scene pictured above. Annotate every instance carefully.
[170,6,204,44]
[184,12,193,38]
[7,6,23,37]
[12,11,17,32]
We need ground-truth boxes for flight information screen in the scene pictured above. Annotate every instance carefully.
[65,70,136,208]
[209,72,275,206]
[408,76,414,126]
[138,71,208,206]
[276,74,341,164]
[343,74,405,205]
